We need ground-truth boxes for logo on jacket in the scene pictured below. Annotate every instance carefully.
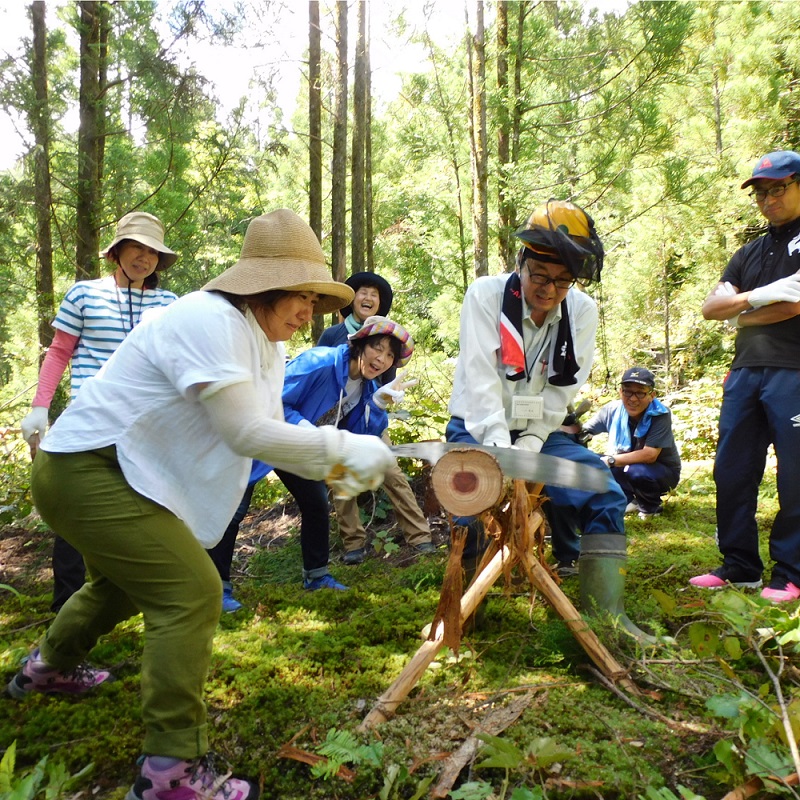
[791,413,800,428]
[789,231,800,257]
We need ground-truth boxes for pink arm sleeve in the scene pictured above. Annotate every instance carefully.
[31,328,79,408]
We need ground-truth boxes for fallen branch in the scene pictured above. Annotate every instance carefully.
[431,692,535,799]
[586,665,709,734]
[720,771,799,800]
[275,744,355,783]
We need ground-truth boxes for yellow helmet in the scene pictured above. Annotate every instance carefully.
[515,199,604,284]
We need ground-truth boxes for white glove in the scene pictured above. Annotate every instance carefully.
[713,281,737,297]
[514,434,544,453]
[712,281,741,328]
[373,370,419,410]
[748,273,800,308]
[21,406,49,447]
[326,429,396,497]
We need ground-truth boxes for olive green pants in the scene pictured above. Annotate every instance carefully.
[31,447,222,758]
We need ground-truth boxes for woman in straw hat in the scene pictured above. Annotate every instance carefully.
[8,210,395,800]
[20,211,179,613]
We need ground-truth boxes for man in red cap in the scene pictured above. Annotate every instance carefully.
[691,149,800,602]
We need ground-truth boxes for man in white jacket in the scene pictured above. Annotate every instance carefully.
[447,199,647,639]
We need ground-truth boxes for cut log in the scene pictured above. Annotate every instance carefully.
[430,448,505,516]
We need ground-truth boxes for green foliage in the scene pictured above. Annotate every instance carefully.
[0,449,32,525]
[310,728,383,780]
[0,740,93,800]
[371,528,400,558]
[309,728,434,800]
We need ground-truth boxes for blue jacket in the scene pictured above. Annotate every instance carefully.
[249,343,388,483]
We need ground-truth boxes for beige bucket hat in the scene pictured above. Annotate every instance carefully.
[100,211,178,270]
[202,209,353,316]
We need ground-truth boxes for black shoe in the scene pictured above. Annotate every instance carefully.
[342,548,366,565]
[414,542,436,555]
[556,561,578,577]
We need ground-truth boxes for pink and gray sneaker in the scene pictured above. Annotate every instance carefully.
[761,580,800,603]
[126,754,259,800]
[6,648,112,698]
[689,566,762,590]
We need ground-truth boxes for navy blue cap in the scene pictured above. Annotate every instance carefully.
[621,367,655,387]
[741,150,800,189]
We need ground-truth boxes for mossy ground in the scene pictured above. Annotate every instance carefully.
[1,462,794,799]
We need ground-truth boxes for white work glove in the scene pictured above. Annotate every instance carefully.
[21,406,49,455]
[373,370,419,410]
[748,273,800,308]
[514,434,544,454]
[713,281,741,328]
[325,429,396,497]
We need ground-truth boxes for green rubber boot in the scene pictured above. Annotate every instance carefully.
[579,534,656,644]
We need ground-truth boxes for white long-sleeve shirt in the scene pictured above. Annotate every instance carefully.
[448,273,598,446]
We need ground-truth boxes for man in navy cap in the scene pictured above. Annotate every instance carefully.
[691,149,800,602]
[579,366,681,521]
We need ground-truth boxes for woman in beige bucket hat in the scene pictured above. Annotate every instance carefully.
[21,211,180,614]
[11,209,395,800]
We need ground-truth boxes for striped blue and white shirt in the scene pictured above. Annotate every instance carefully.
[53,275,178,399]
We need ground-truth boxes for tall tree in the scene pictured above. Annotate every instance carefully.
[365,20,375,274]
[75,0,106,280]
[308,0,324,340]
[29,0,54,361]
[495,0,512,270]
[466,1,488,277]
[330,0,348,284]
[351,0,367,274]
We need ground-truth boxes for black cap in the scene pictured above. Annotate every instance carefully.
[341,272,393,318]
[621,367,655,387]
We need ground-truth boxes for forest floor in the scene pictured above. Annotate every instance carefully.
[2,462,798,800]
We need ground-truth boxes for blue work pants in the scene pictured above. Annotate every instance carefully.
[715,367,800,585]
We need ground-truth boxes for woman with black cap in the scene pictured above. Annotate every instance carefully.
[8,210,395,800]
[317,270,394,347]
[20,211,179,612]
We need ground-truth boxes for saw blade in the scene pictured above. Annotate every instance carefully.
[391,441,611,494]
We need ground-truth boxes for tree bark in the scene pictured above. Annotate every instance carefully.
[30,0,54,361]
[351,0,367,274]
[75,0,104,281]
[467,1,489,278]
[330,1,348,284]
[308,0,325,341]
[496,1,515,271]
[365,26,375,273]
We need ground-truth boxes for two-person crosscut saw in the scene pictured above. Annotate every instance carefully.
[391,442,611,495]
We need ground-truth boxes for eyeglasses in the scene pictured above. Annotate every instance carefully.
[524,267,575,290]
[620,388,650,400]
[748,179,798,202]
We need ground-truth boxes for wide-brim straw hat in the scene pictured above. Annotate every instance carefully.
[202,209,353,316]
[100,211,178,270]
[348,315,414,368]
